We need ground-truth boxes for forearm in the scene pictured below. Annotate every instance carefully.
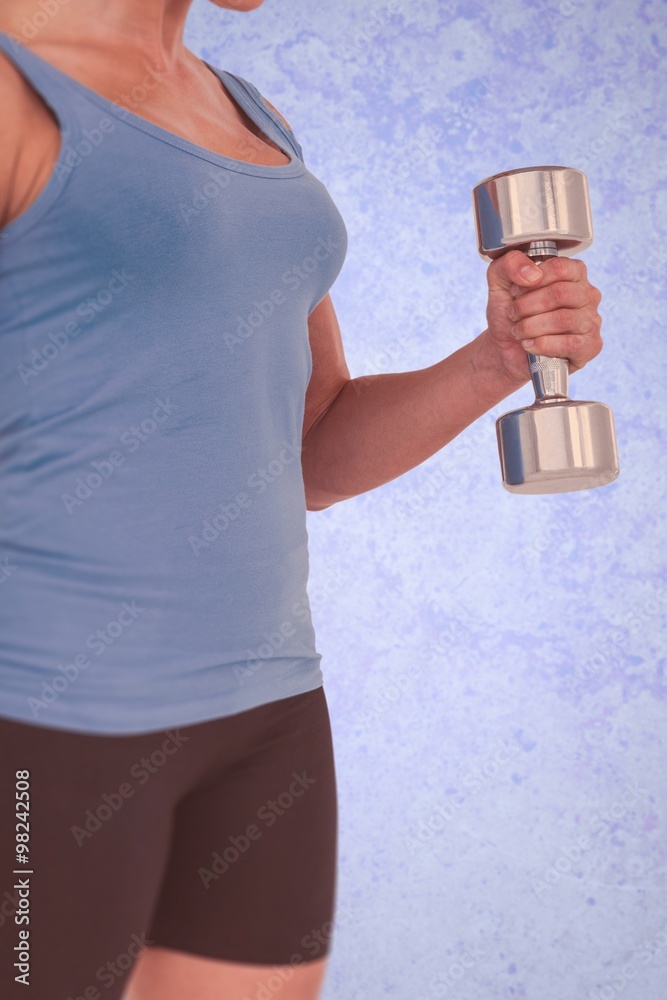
[301,330,529,510]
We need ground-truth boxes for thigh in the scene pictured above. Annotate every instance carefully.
[126,950,329,1000]
[0,716,177,1000]
[143,686,339,969]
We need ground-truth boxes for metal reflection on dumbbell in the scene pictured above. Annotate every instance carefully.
[472,165,619,494]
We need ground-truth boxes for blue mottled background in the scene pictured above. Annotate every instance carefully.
[186,2,666,998]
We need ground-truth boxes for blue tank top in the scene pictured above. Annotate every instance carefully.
[0,32,347,734]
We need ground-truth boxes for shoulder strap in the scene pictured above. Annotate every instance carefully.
[222,70,305,165]
[0,36,306,167]
[0,32,80,135]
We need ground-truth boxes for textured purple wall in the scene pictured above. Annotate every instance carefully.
[187,2,666,998]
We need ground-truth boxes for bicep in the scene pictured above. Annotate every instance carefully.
[303,293,351,440]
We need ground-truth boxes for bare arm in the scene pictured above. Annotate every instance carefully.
[302,253,603,512]
[301,331,526,510]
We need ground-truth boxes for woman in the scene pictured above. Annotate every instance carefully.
[0,1,604,998]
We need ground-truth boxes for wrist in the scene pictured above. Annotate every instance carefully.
[470,329,530,397]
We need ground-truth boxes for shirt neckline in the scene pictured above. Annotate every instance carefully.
[0,32,306,178]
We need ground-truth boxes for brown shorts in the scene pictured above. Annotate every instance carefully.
[0,686,338,1000]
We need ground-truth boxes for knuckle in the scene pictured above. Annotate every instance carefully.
[486,257,504,285]
[580,336,602,362]
[567,333,585,356]
[589,331,604,356]
[550,256,571,279]
[502,250,526,279]
[550,281,571,308]
[578,312,596,336]
[509,297,524,319]
[556,308,573,331]
[586,306,602,331]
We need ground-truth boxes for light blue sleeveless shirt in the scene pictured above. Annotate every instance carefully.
[0,32,347,734]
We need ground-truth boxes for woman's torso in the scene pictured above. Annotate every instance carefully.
[0,30,348,734]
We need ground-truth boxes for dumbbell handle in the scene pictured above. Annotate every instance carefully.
[524,240,569,402]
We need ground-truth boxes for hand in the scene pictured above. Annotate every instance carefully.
[479,249,604,387]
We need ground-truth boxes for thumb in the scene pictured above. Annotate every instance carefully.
[486,249,545,295]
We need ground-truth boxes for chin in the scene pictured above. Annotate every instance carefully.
[209,0,267,10]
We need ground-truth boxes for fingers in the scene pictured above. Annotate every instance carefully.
[487,250,544,291]
[510,300,603,369]
[506,256,603,370]
[513,256,589,295]
[487,249,586,292]
[510,302,602,342]
[485,249,605,372]
[520,333,603,372]
[507,278,593,321]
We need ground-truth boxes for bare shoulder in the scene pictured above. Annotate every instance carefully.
[0,47,40,142]
[0,46,60,231]
[0,48,37,227]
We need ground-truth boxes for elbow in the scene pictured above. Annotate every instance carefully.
[305,495,334,512]
[304,479,337,511]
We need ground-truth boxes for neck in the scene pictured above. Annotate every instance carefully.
[0,0,199,70]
